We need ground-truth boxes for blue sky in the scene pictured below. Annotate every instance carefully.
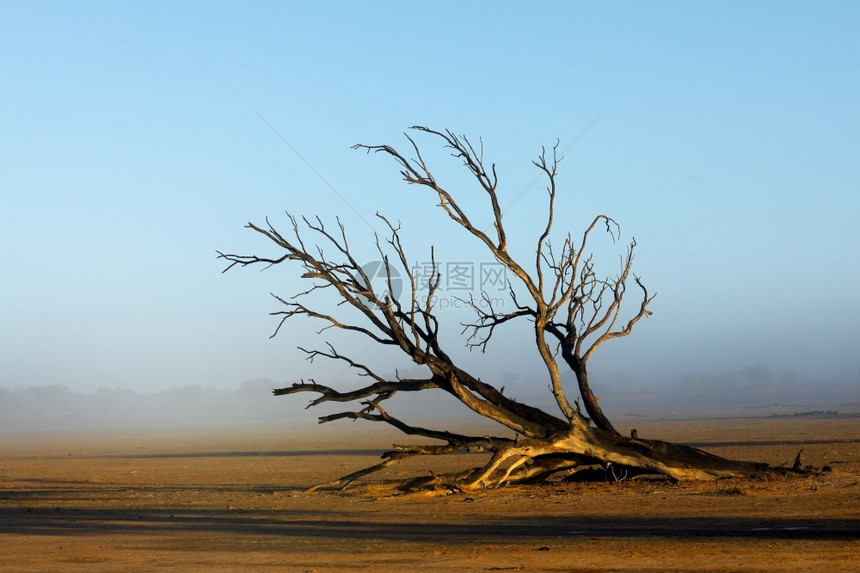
[1,1,858,396]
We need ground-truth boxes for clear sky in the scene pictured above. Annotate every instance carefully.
[1,1,858,396]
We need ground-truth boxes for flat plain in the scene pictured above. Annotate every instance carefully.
[1,416,858,572]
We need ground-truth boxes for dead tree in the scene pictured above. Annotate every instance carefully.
[219,126,802,491]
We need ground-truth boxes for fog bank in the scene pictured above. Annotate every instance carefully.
[1,365,857,433]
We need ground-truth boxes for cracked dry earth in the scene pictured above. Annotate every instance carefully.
[1,417,858,572]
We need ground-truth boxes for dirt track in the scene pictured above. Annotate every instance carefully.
[1,418,858,572]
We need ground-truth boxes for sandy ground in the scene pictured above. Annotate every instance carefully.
[1,417,858,572]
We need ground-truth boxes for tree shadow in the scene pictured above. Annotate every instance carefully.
[70,449,390,460]
[0,479,306,502]
[1,507,856,541]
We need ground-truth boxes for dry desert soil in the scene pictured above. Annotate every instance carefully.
[1,417,858,572]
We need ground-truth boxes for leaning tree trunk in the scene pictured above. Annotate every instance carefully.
[564,353,619,436]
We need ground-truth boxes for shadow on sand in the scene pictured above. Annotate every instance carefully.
[97,449,390,460]
[0,507,857,541]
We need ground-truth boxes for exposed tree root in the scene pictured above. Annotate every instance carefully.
[305,428,816,494]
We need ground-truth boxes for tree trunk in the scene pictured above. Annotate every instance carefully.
[565,354,620,436]
[429,427,781,491]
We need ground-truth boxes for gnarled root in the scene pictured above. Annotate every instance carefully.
[304,426,814,493]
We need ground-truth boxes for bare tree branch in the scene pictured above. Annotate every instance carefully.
[221,126,803,491]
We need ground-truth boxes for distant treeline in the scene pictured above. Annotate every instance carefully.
[0,379,294,431]
[2,365,858,431]
[580,364,859,412]
[772,410,841,418]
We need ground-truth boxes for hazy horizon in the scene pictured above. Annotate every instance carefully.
[2,363,856,433]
